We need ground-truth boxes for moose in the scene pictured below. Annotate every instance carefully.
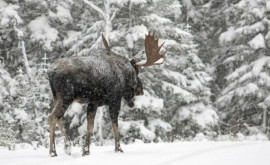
[47,32,166,157]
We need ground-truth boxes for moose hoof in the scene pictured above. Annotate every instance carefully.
[50,151,58,157]
[64,143,72,155]
[115,148,124,153]
[82,151,90,156]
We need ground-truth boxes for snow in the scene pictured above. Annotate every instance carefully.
[236,22,265,35]
[0,0,7,9]
[219,27,236,43]
[28,15,59,51]
[173,102,218,128]
[252,8,264,19]
[235,83,259,97]
[248,33,266,49]
[162,39,178,48]
[119,120,156,141]
[129,25,148,41]
[267,1,270,11]
[252,56,270,76]
[65,102,83,129]
[56,5,72,23]
[235,0,247,9]
[134,90,164,113]
[193,133,207,141]
[226,65,249,82]
[148,119,172,133]
[145,14,172,25]
[162,81,197,103]
[110,0,129,5]
[125,34,134,48]
[162,70,186,85]
[263,95,270,107]
[111,0,147,5]
[221,56,270,101]
[0,4,23,26]
[131,0,147,5]
[220,23,265,45]
[173,27,192,39]
[259,72,270,87]
[238,72,252,84]
[48,4,72,24]
[0,67,17,97]
[224,56,270,95]
[266,31,270,40]
[14,108,29,121]
[1,141,270,165]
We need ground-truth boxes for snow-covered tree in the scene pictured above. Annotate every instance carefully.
[0,0,25,75]
[214,0,270,136]
[12,68,35,143]
[0,65,17,147]
[0,120,16,150]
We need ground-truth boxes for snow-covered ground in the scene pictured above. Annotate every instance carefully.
[1,141,270,165]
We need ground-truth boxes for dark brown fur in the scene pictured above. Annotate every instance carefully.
[48,49,143,156]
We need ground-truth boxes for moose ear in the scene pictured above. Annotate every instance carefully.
[130,59,139,75]
[102,33,110,52]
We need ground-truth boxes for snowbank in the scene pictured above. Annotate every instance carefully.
[1,141,270,165]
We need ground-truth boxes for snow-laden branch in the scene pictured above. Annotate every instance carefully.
[81,0,113,44]
[110,11,117,22]
[13,22,32,80]
[82,0,105,18]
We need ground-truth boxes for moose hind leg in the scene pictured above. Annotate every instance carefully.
[109,102,123,153]
[48,113,57,157]
[82,104,97,156]
[49,98,69,157]
[57,118,71,155]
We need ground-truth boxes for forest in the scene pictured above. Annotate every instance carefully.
[0,0,270,149]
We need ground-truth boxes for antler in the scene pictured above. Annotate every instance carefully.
[102,33,111,52]
[136,32,166,67]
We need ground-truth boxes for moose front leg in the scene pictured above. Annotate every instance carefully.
[82,104,97,156]
[109,101,123,153]
[112,119,123,152]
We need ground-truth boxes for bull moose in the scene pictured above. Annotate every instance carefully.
[47,32,166,156]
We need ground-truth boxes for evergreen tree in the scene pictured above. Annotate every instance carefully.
[213,0,270,136]
[12,68,35,143]
[0,120,16,150]
[0,65,17,147]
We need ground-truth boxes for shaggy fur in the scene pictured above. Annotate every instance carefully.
[48,49,142,156]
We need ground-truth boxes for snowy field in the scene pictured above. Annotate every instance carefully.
[1,141,270,165]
